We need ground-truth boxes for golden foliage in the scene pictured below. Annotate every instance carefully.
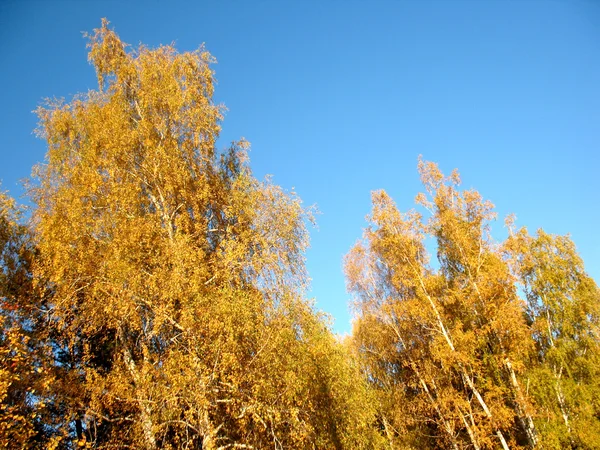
[28,19,377,449]
[346,159,538,449]
[2,18,599,450]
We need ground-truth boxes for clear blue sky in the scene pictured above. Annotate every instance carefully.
[2,1,599,334]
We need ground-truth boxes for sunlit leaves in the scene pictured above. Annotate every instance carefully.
[346,160,538,449]
[28,19,376,449]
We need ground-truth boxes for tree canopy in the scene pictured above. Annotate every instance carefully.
[2,20,378,449]
[345,159,600,449]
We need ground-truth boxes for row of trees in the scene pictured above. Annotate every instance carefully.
[1,20,599,448]
[345,161,600,449]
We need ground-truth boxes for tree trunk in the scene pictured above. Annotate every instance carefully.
[554,367,571,434]
[505,358,537,447]
[460,412,481,450]
[119,328,157,450]
[412,363,461,450]
[390,322,461,449]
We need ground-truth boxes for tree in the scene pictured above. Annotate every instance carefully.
[32,19,377,449]
[346,159,537,449]
[505,228,600,448]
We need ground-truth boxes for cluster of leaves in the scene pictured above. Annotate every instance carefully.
[2,19,599,449]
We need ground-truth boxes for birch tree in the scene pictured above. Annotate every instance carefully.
[32,19,376,449]
[346,159,537,449]
[505,228,600,449]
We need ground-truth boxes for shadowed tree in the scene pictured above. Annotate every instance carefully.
[0,188,61,448]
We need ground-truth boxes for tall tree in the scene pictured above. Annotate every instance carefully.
[505,228,600,449]
[32,19,376,449]
[346,159,537,449]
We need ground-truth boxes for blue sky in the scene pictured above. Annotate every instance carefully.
[1,1,599,334]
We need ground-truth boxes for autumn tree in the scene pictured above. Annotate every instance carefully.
[31,19,377,449]
[346,160,538,449]
[505,228,600,448]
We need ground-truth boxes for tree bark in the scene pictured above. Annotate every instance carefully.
[412,363,461,450]
[505,358,537,447]
[119,328,157,450]
[460,412,481,450]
